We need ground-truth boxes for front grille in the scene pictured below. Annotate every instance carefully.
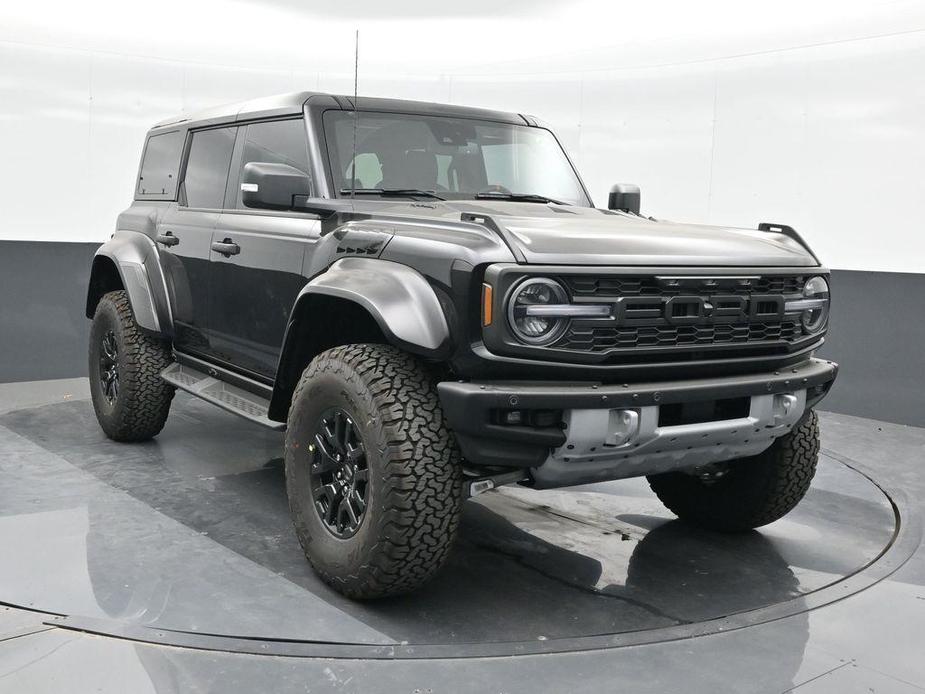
[559,320,803,352]
[552,274,806,355]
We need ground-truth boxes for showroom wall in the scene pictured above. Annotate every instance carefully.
[1,0,923,425]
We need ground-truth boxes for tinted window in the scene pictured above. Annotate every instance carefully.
[234,119,311,207]
[184,127,236,209]
[136,130,183,198]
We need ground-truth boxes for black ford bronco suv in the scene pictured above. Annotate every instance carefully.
[86,92,838,599]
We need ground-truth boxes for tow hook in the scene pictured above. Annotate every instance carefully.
[465,471,528,498]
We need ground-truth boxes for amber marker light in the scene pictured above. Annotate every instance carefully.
[482,283,493,326]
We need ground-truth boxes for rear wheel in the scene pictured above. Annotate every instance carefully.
[647,411,820,532]
[285,344,463,599]
[88,290,175,441]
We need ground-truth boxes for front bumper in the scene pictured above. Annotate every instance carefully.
[437,357,838,488]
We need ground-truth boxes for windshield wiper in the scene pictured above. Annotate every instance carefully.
[339,188,445,201]
[475,192,569,205]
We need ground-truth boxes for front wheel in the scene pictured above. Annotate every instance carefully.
[647,411,820,532]
[285,344,463,599]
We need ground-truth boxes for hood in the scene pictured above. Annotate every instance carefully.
[426,201,818,267]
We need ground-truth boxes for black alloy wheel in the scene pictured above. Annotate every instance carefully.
[98,329,120,404]
[308,407,370,538]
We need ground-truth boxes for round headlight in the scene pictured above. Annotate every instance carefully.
[801,276,830,333]
[507,278,569,345]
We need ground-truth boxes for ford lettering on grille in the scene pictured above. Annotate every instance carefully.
[616,295,785,325]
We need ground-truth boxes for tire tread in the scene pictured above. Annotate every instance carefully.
[90,290,174,441]
[287,344,462,598]
[648,411,820,531]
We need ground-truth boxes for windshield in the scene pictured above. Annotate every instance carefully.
[323,111,590,206]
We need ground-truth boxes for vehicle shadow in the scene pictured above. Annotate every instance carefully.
[353,499,807,643]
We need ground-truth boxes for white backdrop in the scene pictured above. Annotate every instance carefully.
[1,0,923,272]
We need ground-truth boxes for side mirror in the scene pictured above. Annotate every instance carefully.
[241,162,312,210]
[607,183,641,215]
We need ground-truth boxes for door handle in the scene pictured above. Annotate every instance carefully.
[211,238,241,257]
[156,231,179,247]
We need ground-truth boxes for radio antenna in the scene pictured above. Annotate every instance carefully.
[350,29,359,200]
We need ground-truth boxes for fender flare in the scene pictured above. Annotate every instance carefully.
[301,257,450,353]
[86,232,171,335]
[268,258,451,420]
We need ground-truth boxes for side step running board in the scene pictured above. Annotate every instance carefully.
[161,363,285,431]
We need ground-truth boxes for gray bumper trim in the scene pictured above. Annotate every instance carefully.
[532,390,806,488]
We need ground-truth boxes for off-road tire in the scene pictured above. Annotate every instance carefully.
[285,344,463,599]
[647,411,820,532]
[88,290,175,441]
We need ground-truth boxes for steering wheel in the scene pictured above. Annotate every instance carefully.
[479,184,513,195]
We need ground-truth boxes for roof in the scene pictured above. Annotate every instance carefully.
[151,91,527,130]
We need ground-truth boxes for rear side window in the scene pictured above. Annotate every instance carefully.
[234,119,312,208]
[183,127,236,209]
[136,130,183,198]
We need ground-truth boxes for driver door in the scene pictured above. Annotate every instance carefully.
[208,118,320,379]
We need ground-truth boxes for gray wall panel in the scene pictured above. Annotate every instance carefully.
[818,269,925,428]
[0,241,921,427]
[0,241,97,383]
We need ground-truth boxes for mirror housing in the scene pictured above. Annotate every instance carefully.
[241,162,312,210]
[607,183,641,215]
